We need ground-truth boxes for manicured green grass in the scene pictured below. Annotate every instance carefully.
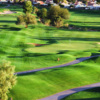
[10,57,100,100]
[67,10,100,30]
[62,87,100,100]
[0,5,100,100]
[0,14,99,72]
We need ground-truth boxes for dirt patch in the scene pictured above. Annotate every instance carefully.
[27,43,47,47]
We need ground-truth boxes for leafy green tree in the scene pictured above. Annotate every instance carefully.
[48,6,70,26]
[33,7,39,14]
[23,0,33,14]
[37,8,47,19]
[24,13,37,25]
[16,13,37,25]
[36,6,70,27]
[59,8,70,19]
[0,61,16,100]
[54,16,63,27]
[48,6,61,21]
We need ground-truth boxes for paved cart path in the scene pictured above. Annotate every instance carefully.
[15,55,100,75]
[39,82,100,100]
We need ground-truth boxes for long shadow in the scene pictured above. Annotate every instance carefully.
[8,53,52,58]
[86,87,100,93]
[0,27,21,31]
[58,87,100,100]
[0,20,16,23]
[34,37,100,42]
[69,9,100,16]
[69,24,100,31]
[68,21,100,24]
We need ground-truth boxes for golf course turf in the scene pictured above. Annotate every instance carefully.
[0,5,100,100]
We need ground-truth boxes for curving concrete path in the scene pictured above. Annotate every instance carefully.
[15,55,100,75]
[39,82,100,100]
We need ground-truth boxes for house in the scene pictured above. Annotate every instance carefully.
[45,0,53,4]
[0,0,8,3]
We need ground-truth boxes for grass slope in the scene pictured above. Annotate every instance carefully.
[0,7,100,72]
[10,57,100,100]
[0,5,100,100]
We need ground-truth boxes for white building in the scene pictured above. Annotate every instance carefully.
[0,0,14,3]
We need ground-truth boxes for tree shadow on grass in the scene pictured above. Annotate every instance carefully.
[8,53,52,58]
[85,87,100,93]
[0,27,21,31]
[0,20,16,23]
[69,24,100,31]
[68,21,100,24]
[69,9,100,16]
[0,25,21,31]
[59,87,100,100]
[34,37,100,42]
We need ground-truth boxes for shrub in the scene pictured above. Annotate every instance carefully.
[17,15,25,25]
[36,5,70,27]
[25,13,37,25]
[59,8,70,19]
[48,6,70,20]
[65,23,69,27]
[54,16,63,27]
[48,6,61,20]
[16,14,37,25]
[44,19,51,25]
[48,6,70,26]
[33,7,38,14]
[0,61,16,100]
[23,0,33,14]
[37,8,47,19]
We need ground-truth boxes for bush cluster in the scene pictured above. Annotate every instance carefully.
[23,0,33,14]
[16,13,37,25]
[33,7,39,14]
[37,8,47,19]
[37,6,70,27]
